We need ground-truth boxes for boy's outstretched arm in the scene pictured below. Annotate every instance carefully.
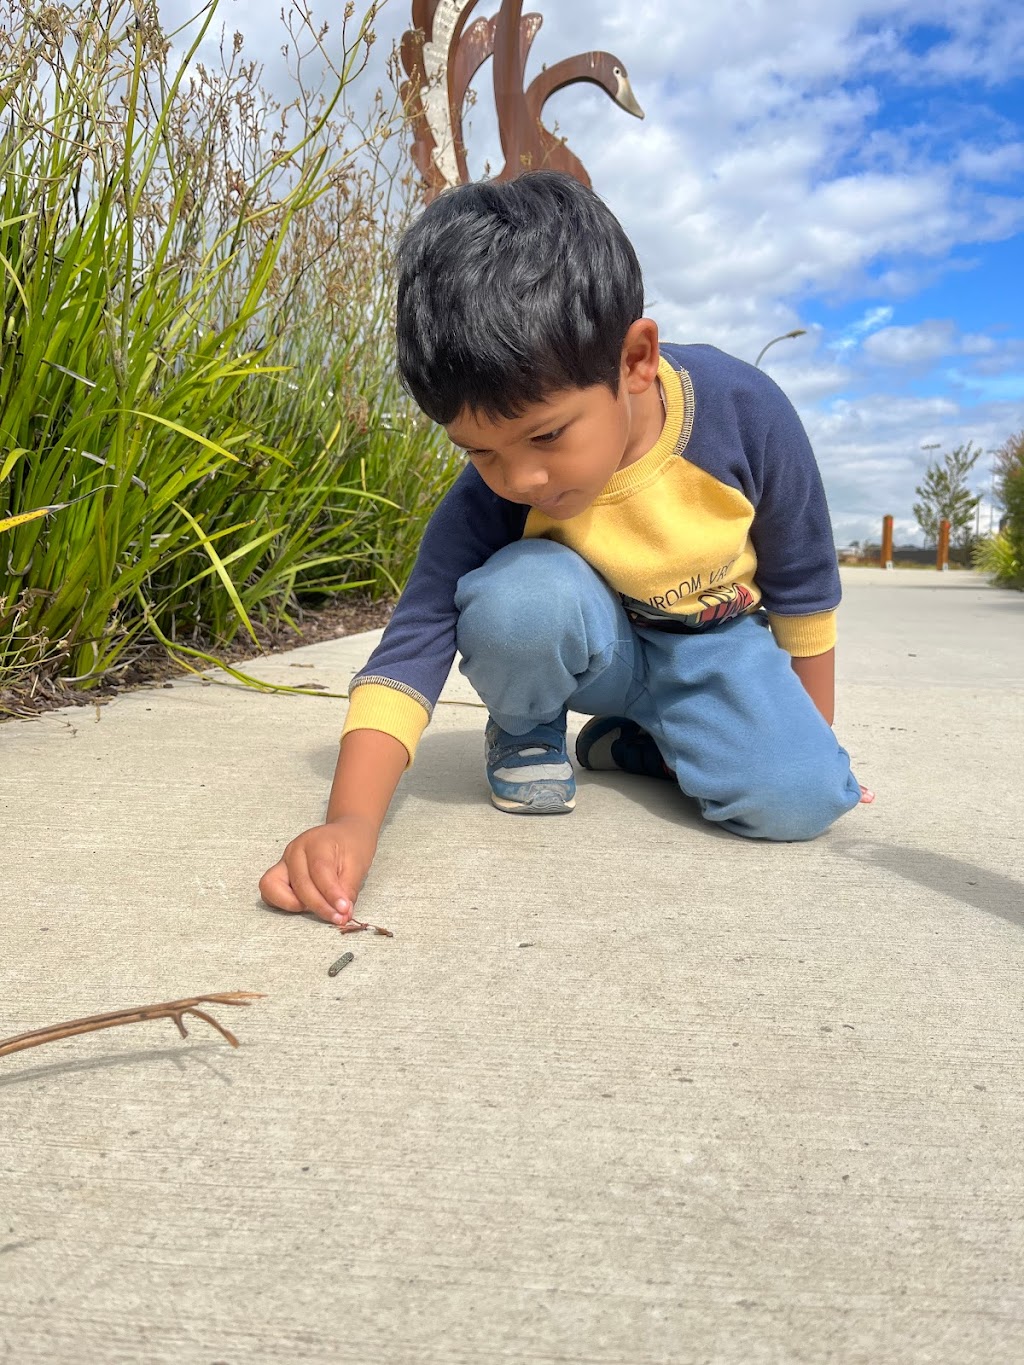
[258,728,409,926]
[790,647,834,726]
[258,468,520,929]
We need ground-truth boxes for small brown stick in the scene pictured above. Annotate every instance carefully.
[0,992,265,1059]
[337,917,393,937]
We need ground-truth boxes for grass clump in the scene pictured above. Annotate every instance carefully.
[973,531,1021,586]
[973,431,1024,590]
[0,0,458,701]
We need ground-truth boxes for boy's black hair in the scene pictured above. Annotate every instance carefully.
[395,171,645,426]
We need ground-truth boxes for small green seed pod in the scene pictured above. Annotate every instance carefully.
[327,951,354,978]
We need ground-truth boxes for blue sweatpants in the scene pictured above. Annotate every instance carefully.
[454,539,862,842]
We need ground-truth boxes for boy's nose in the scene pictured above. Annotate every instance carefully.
[503,467,549,501]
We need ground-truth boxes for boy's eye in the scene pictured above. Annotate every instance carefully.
[455,426,564,460]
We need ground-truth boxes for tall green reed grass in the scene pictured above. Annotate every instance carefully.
[0,0,458,696]
[973,531,1021,586]
[974,431,1024,590]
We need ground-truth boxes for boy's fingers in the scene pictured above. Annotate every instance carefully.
[306,852,358,922]
[258,862,305,912]
[288,849,348,926]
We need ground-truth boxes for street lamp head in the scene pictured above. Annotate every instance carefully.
[754,328,808,368]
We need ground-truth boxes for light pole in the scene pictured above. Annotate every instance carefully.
[754,329,807,368]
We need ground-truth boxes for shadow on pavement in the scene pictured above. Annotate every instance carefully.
[834,837,1024,931]
[0,1042,236,1089]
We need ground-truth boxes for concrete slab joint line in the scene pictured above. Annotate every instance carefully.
[1,568,1023,1364]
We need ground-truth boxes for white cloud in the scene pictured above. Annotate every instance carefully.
[957,143,1024,182]
[832,306,896,354]
[864,320,958,364]
[961,333,998,355]
[861,320,1000,366]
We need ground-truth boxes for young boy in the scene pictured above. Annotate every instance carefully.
[259,171,865,927]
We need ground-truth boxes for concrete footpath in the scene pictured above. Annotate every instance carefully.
[1,568,1022,1364]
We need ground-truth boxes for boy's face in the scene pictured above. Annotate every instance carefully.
[444,320,663,520]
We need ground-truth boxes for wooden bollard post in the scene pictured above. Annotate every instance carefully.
[880,515,894,569]
[937,519,950,571]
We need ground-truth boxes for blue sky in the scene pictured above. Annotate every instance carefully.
[165,0,1024,545]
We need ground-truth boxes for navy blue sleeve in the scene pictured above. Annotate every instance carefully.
[350,464,527,713]
[667,343,841,619]
[746,375,841,618]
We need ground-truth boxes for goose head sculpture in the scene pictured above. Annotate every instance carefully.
[401,0,643,199]
[517,52,644,185]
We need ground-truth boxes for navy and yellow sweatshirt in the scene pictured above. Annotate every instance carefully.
[344,343,840,763]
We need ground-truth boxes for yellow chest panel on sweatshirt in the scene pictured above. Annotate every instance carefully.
[523,358,760,629]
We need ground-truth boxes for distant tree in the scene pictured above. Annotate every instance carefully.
[913,442,983,550]
[993,430,1024,513]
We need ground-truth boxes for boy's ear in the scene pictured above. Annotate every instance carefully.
[620,318,660,393]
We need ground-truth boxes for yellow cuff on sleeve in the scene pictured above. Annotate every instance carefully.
[765,609,837,657]
[341,682,431,766]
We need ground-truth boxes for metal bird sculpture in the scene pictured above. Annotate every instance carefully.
[401,0,644,201]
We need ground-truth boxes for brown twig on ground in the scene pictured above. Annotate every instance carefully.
[338,918,394,937]
[0,992,266,1058]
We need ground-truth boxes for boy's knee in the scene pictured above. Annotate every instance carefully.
[458,539,588,600]
[455,540,593,646]
[709,765,859,842]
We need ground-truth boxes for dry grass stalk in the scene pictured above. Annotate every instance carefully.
[0,991,266,1058]
[338,917,393,936]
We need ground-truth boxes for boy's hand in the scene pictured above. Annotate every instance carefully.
[259,728,406,928]
[258,816,378,926]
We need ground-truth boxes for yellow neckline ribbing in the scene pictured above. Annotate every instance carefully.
[594,355,693,504]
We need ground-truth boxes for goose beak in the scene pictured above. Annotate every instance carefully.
[615,73,645,119]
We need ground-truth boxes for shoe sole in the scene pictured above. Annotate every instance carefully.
[490,790,576,814]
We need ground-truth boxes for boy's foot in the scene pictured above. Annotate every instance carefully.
[485,717,576,814]
[575,716,675,780]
